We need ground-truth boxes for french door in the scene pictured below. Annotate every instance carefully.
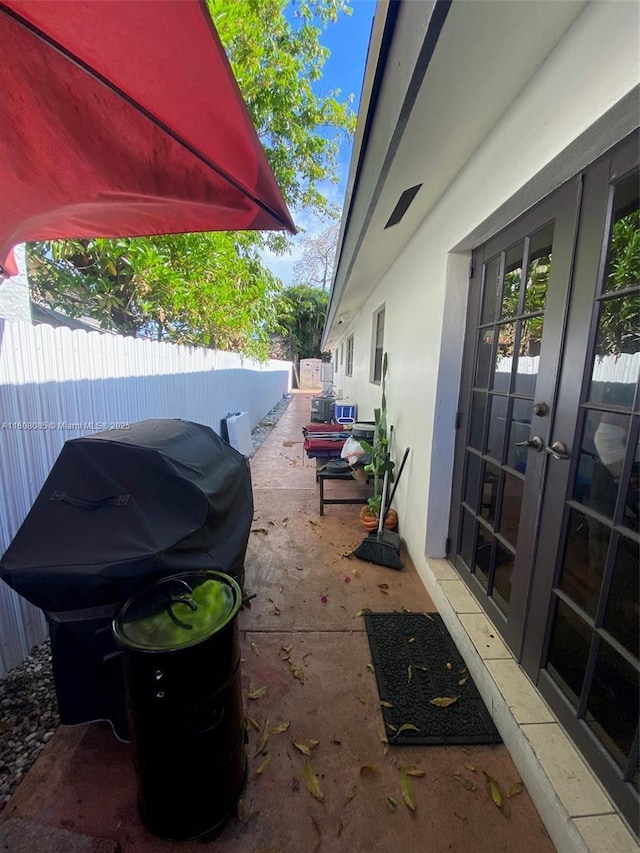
[449,132,639,830]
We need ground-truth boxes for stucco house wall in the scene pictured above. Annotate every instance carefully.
[331,0,639,567]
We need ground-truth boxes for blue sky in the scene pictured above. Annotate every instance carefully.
[260,0,376,285]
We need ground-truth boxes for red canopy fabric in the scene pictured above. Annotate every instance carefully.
[0,0,295,275]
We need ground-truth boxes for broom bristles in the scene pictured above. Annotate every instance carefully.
[353,530,403,569]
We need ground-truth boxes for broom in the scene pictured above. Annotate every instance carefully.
[353,468,403,569]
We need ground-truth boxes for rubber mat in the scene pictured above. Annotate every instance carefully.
[364,612,502,745]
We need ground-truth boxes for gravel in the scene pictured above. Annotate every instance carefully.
[249,393,292,457]
[0,394,293,811]
[0,641,59,811]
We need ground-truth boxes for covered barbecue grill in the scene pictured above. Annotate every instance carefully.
[0,419,253,738]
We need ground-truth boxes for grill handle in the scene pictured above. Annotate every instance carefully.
[50,491,130,509]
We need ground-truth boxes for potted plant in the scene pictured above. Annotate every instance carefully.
[357,352,397,530]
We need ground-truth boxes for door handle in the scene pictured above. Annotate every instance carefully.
[515,436,544,452]
[546,440,570,460]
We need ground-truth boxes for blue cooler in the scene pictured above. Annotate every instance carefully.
[334,403,357,424]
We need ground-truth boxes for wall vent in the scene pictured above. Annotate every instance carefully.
[384,183,422,229]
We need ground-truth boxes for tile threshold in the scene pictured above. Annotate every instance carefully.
[418,558,638,853]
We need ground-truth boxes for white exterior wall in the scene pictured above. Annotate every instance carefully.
[343,1,639,564]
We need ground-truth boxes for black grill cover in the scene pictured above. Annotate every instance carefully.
[0,419,253,611]
[0,419,253,739]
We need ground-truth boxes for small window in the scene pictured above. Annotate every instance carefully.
[346,335,354,377]
[340,343,344,366]
[372,306,385,382]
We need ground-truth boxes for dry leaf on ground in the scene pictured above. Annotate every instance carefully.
[287,659,305,683]
[386,796,398,812]
[483,771,504,808]
[303,758,324,802]
[294,738,319,756]
[251,642,259,657]
[269,721,290,734]
[246,715,260,732]
[255,719,270,756]
[396,723,419,735]
[346,784,357,803]
[400,769,417,812]
[429,696,458,708]
[360,763,379,777]
[248,685,268,700]
[401,766,426,777]
[255,753,272,775]
[453,772,476,792]
[507,782,524,798]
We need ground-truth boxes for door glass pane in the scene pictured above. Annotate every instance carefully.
[524,224,553,313]
[500,242,523,318]
[588,294,640,406]
[475,329,494,388]
[481,461,500,526]
[514,317,543,395]
[574,410,630,519]
[547,599,592,707]
[507,399,533,473]
[486,395,508,460]
[481,256,501,323]
[475,525,492,588]
[623,431,639,533]
[498,472,524,549]
[493,323,515,391]
[463,452,482,510]
[558,508,609,618]
[493,540,515,615]
[469,391,487,450]
[604,536,640,657]
[586,640,639,771]
[602,172,639,294]
[459,509,476,568]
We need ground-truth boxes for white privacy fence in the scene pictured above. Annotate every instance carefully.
[0,319,292,676]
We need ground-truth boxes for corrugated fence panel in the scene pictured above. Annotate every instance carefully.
[0,319,292,676]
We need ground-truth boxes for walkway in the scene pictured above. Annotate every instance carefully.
[1,392,555,852]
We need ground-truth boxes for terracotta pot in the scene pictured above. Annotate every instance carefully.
[359,506,398,531]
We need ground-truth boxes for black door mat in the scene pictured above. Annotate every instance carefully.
[364,612,502,746]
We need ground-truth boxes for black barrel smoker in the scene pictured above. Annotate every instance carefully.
[113,570,246,841]
[0,419,253,740]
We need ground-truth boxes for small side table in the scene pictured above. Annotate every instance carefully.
[316,459,371,516]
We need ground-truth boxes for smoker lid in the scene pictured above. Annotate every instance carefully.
[114,571,240,652]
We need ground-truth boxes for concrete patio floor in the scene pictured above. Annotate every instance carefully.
[1,391,556,852]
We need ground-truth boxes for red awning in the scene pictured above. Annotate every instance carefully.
[0,0,295,275]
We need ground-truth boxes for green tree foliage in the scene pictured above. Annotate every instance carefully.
[27,0,355,357]
[597,208,639,358]
[269,283,328,361]
[211,0,355,231]
[29,232,281,357]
